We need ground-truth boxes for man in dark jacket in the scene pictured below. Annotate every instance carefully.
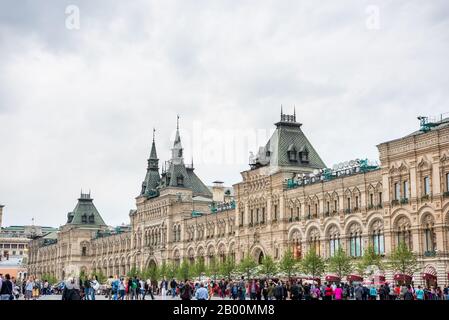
[62,278,81,301]
[290,281,299,300]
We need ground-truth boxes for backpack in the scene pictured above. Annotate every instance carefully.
[132,281,137,289]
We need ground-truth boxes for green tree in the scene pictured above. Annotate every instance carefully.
[238,254,257,279]
[158,261,168,280]
[259,254,277,278]
[356,245,384,276]
[166,262,178,280]
[127,267,139,278]
[41,273,58,285]
[327,246,353,279]
[92,270,107,284]
[389,242,418,276]
[300,248,325,279]
[207,256,220,280]
[220,257,236,280]
[192,257,206,280]
[146,265,159,282]
[279,249,298,280]
[177,259,191,281]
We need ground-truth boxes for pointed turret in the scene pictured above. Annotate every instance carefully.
[160,115,212,198]
[140,129,161,197]
[171,115,184,164]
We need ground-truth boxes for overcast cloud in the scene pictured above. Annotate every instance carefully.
[1,0,448,227]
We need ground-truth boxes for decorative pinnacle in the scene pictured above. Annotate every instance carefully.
[152,128,156,142]
[177,114,180,130]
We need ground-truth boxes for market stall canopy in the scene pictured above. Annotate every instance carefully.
[347,275,363,282]
[325,275,341,282]
[394,274,412,282]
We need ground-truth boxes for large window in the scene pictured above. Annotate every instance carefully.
[397,230,411,249]
[423,176,430,195]
[446,173,449,192]
[403,181,409,199]
[424,228,435,252]
[372,233,384,255]
[329,238,340,257]
[394,182,400,200]
[349,234,362,257]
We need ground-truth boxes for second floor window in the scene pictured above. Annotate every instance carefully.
[394,182,400,200]
[423,176,430,195]
[446,173,449,192]
[403,181,409,199]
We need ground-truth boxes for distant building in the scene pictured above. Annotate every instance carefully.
[0,205,58,280]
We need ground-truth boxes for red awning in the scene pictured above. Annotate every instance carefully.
[347,275,363,282]
[325,275,341,282]
[422,273,437,280]
[394,274,412,282]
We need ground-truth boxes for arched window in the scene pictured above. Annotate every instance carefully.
[395,217,412,249]
[348,224,362,257]
[371,220,384,255]
[422,215,436,254]
[328,226,340,257]
[308,228,320,256]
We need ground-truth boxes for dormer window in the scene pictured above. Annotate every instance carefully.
[178,149,183,157]
[299,147,309,163]
[287,144,297,162]
[88,214,95,224]
[81,214,87,223]
[177,175,184,186]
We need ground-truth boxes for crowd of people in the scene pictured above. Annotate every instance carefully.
[1,272,449,301]
[0,273,54,300]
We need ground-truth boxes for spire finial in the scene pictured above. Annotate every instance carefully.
[293,105,296,121]
[177,114,180,130]
[281,104,283,116]
[191,156,194,168]
[152,127,156,142]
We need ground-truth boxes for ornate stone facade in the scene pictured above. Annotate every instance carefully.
[28,113,449,285]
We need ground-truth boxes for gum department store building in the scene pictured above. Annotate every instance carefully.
[27,112,449,286]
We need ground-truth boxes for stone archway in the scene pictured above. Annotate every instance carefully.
[251,247,265,265]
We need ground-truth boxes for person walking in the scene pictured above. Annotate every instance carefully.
[0,274,13,300]
[415,285,425,300]
[91,275,99,300]
[324,283,333,301]
[369,285,378,300]
[354,284,364,301]
[181,280,193,300]
[195,282,209,300]
[61,277,81,300]
[161,278,168,300]
[334,284,343,301]
[24,276,34,300]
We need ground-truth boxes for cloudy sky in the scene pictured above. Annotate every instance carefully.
[0,0,448,227]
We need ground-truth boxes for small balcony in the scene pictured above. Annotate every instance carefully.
[391,199,399,206]
[421,194,430,201]
[443,191,449,198]
[400,198,409,205]
[345,208,351,214]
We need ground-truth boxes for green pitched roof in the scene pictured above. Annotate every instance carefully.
[141,137,161,197]
[66,193,106,227]
[253,113,326,170]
